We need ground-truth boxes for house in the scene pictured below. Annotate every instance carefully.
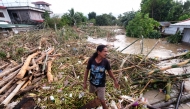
[164,19,190,44]
[0,6,11,23]
[0,1,52,25]
[159,22,171,34]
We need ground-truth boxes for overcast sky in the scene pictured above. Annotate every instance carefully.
[1,0,142,17]
[42,0,142,17]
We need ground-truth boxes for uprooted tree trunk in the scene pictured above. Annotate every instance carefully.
[152,94,190,108]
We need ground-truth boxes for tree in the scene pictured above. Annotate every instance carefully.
[141,0,190,21]
[42,11,50,21]
[141,0,173,21]
[126,12,159,38]
[61,13,72,26]
[117,11,136,28]
[88,12,96,20]
[95,15,108,26]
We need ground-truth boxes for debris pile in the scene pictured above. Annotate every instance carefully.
[0,26,190,109]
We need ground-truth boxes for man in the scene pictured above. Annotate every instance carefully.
[83,44,119,109]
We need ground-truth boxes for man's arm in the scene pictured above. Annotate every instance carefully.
[108,70,119,88]
[83,69,89,89]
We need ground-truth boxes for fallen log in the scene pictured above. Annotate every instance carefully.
[16,51,40,79]
[0,79,14,94]
[160,52,190,61]
[0,83,17,103]
[47,58,54,83]
[0,63,9,70]
[152,94,190,108]
[0,69,20,87]
[1,80,26,106]
[35,48,54,63]
[0,64,22,78]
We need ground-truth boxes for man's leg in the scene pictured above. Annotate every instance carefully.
[97,87,107,109]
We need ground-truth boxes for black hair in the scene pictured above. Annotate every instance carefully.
[91,45,107,59]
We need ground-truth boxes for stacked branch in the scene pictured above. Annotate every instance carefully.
[0,47,60,107]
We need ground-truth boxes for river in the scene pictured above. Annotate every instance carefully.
[87,34,190,59]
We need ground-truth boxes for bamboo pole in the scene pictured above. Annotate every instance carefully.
[112,66,136,73]
[16,51,41,79]
[140,79,152,94]
[175,81,184,109]
[1,80,26,106]
[138,40,160,66]
[148,59,190,75]
[160,51,190,61]
[165,80,171,101]
[124,97,142,109]
[140,35,144,54]
[120,38,140,52]
[0,79,14,94]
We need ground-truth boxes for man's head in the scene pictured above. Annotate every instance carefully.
[97,45,108,58]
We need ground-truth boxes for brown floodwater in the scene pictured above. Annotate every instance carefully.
[87,35,190,59]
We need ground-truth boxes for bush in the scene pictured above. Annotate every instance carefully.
[0,51,6,59]
[167,31,182,43]
[147,30,161,39]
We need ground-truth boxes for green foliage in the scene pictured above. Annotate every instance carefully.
[126,12,159,38]
[117,11,136,28]
[16,47,25,55]
[0,51,6,59]
[179,14,190,21]
[182,52,190,59]
[42,11,50,21]
[95,13,116,26]
[47,15,64,29]
[167,31,182,43]
[61,13,72,26]
[88,12,96,20]
[141,0,190,21]
[147,30,161,39]
[88,18,96,24]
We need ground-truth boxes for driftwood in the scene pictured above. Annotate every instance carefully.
[0,64,22,78]
[47,58,54,83]
[124,97,142,109]
[148,59,190,75]
[1,80,26,106]
[0,63,9,70]
[160,52,190,61]
[0,84,17,103]
[0,69,20,87]
[16,51,41,79]
[35,48,54,63]
[0,79,14,94]
[112,66,136,73]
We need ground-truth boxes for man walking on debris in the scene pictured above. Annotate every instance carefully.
[83,44,119,109]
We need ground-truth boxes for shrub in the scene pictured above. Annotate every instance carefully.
[147,30,161,39]
[167,31,182,43]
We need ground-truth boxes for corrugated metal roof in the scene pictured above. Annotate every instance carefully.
[171,20,190,26]
[0,24,34,28]
[159,22,171,27]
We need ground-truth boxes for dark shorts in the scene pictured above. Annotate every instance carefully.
[89,83,105,100]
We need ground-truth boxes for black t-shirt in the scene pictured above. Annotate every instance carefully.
[87,57,111,87]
